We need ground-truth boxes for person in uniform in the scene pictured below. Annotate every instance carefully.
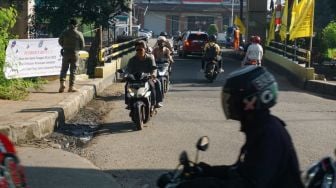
[58,18,85,92]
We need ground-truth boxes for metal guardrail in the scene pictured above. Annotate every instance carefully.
[98,37,147,63]
[266,41,310,65]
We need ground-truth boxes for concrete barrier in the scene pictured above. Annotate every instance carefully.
[94,51,135,78]
[264,50,315,87]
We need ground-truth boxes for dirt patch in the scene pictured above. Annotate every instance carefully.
[18,83,125,158]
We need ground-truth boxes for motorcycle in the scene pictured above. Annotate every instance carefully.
[157,136,209,188]
[118,69,155,130]
[204,55,222,82]
[0,134,27,188]
[301,149,336,188]
[156,58,170,97]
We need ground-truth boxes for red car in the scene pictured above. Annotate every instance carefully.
[177,31,208,58]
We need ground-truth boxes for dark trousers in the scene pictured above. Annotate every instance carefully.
[201,57,222,70]
[60,53,79,86]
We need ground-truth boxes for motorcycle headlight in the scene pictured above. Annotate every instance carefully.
[127,88,137,96]
[158,71,166,76]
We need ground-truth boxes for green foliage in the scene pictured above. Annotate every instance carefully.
[321,21,336,59]
[322,21,336,49]
[0,7,17,73]
[222,25,228,33]
[35,0,130,36]
[207,24,218,36]
[0,7,46,100]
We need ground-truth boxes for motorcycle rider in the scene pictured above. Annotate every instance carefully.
[125,40,163,108]
[154,31,174,53]
[201,35,224,73]
[242,36,263,66]
[177,66,304,188]
[153,36,174,73]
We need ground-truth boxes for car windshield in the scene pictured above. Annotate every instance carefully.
[188,34,208,41]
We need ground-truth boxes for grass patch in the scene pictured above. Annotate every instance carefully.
[0,76,47,100]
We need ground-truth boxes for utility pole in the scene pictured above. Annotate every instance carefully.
[128,0,133,36]
[240,0,243,20]
[231,0,234,26]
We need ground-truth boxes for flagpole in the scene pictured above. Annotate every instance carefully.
[308,0,315,68]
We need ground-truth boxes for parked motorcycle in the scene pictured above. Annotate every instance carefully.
[301,149,336,188]
[157,136,209,188]
[118,69,155,130]
[156,58,170,96]
[0,134,27,187]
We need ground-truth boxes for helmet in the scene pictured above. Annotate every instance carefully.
[157,36,167,42]
[160,32,168,37]
[69,18,78,26]
[221,66,278,120]
[209,35,217,42]
[249,35,255,42]
[253,36,261,44]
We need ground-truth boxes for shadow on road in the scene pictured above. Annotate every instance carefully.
[95,121,138,135]
[23,166,173,188]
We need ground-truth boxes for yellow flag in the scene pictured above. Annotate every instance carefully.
[266,11,276,46]
[234,16,246,35]
[279,0,288,41]
[289,0,314,40]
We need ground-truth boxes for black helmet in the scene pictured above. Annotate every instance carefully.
[221,66,278,121]
[209,35,217,42]
[69,18,78,26]
[160,32,168,37]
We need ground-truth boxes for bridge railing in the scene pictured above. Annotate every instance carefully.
[266,41,310,66]
[98,37,147,64]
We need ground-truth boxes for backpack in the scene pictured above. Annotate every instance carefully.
[205,43,217,59]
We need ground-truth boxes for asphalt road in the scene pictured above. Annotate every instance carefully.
[84,42,336,188]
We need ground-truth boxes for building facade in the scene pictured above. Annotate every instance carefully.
[134,0,247,36]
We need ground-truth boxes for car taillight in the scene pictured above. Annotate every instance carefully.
[184,40,191,46]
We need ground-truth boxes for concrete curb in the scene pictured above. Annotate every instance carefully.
[7,73,116,143]
[305,80,336,96]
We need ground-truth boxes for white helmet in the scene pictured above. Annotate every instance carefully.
[157,36,167,42]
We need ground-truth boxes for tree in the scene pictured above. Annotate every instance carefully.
[35,0,129,36]
[0,7,17,76]
[34,0,130,76]
[321,21,336,59]
[207,24,218,36]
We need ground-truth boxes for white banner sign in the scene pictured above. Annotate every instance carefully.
[4,38,62,79]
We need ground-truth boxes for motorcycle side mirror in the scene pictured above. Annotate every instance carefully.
[117,69,124,74]
[196,136,209,151]
[179,151,189,166]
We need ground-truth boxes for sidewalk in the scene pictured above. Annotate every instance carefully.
[0,74,116,143]
[18,147,121,188]
[0,73,121,187]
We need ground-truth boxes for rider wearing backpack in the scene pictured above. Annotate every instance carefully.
[201,35,223,72]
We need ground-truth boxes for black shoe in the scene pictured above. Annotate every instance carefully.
[125,105,130,110]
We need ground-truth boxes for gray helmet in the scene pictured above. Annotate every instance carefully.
[221,66,278,120]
